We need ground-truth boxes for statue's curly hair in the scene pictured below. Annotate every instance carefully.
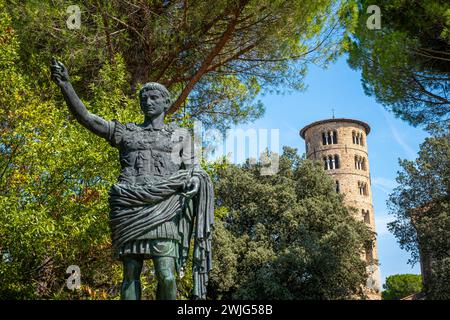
[139,82,170,100]
[139,82,172,111]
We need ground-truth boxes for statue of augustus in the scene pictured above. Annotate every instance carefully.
[50,58,214,300]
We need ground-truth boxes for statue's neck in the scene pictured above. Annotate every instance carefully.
[143,113,165,130]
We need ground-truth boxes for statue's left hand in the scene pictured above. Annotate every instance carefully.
[183,176,200,199]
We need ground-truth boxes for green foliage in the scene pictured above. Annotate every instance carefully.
[347,0,450,128]
[4,0,355,130]
[209,147,375,299]
[382,274,422,300]
[0,4,135,298]
[426,258,450,300]
[388,128,450,300]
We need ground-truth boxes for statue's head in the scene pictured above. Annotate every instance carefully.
[139,82,171,118]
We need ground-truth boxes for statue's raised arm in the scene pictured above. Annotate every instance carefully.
[50,58,109,139]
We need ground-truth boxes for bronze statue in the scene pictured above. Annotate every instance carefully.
[50,58,214,300]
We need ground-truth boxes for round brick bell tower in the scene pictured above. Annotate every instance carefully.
[300,118,381,299]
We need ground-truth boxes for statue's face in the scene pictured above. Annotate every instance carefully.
[140,89,169,118]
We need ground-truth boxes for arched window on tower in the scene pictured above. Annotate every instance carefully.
[329,155,335,169]
[332,130,338,144]
[334,155,340,169]
[323,157,328,170]
[355,132,364,146]
[335,180,340,193]
[323,130,338,145]
[353,132,365,145]
[324,155,340,170]
[354,155,366,170]
[363,209,370,224]
[358,181,368,196]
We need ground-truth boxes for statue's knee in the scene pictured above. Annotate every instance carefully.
[123,258,142,280]
[158,270,176,287]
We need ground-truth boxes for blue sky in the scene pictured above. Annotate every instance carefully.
[227,55,429,287]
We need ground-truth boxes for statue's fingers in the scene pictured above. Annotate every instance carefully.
[186,185,199,196]
[191,182,200,191]
[57,61,66,70]
[52,74,61,82]
[188,184,198,193]
[51,62,61,71]
[184,190,196,197]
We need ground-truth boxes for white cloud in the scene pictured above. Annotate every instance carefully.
[372,177,397,194]
[375,214,395,236]
[372,177,397,189]
[282,122,303,140]
[382,111,417,159]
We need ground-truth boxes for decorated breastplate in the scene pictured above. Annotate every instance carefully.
[117,123,182,185]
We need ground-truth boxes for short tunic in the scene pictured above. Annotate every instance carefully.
[106,119,194,258]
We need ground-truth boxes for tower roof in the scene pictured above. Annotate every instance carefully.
[299,118,371,139]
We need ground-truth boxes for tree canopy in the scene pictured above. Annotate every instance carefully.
[0,3,136,297]
[208,147,375,299]
[348,0,450,128]
[349,2,450,297]
[4,0,356,130]
[387,128,450,300]
[381,274,422,300]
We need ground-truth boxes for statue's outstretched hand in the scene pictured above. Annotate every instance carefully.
[182,176,200,199]
[50,58,70,86]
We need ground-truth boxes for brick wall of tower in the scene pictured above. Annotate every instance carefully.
[301,120,381,299]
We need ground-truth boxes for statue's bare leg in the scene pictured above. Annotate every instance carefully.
[153,256,177,300]
[121,256,143,300]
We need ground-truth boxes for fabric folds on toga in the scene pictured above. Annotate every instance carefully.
[108,168,214,299]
